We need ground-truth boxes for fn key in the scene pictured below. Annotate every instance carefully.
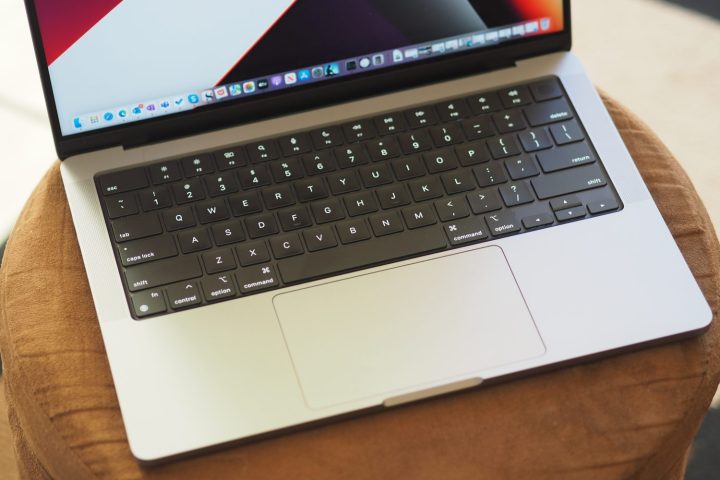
[131,289,166,318]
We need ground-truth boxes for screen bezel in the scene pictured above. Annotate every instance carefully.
[24,0,571,160]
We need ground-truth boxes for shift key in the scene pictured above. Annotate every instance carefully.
[532,164,607,199]
[125,256,202,291]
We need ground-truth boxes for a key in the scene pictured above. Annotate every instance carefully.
[228,192,263,216]
[246,140,280,163]
[435,197,471,222]
[327,171,362,195]
[125,256,202,292]
[277,206,313,231]
[303,226,338,252]
[376,185,411,209]
[493,111,526,133]
[236,241,271,266]
[118,235,177,267]
[531,164,607,199]
[336,219,372,244]
[278,133,312,156]
[334,145,370,168]
[131,289,167,317]
[262,185,296,210]
[245,213,280,238]
[311,127,344,149]
[555,206,587,222]
[236,264,279,293]
[499,182,535,207]
[343,119,377,142]
[211,220,246,246]
[374,113,407,135]
[196,199,230,224]
[522,213,555,230]
[344,191,378,216]
[177,228,212,253]
[550,196,582,211]
[213,146,247,170]
[485,211,521,236]
[369,211,404,237]
[524,98,573,126]
[444,216,489,246]
[172,179,205,204]
[435,99,471,121]
[166,281,202,309]
[588,198,620,215]
[498,86,532,108]
[467,189,503,214]
[365,137,401,162]
[461,117,495,140]
[359,164,393,188]
[473,164,508,187]
[202,274,238,302]
[505,156,540,180]
[270,158,304,183]
[294,179,329,202]
[423,149,459,173]
[105,192,138,219]
[456,142,490,166]
[391,155,426,180]
[402,204,437,229]
[487,135,521,159]
[238,165,272,189]
[429,123,464,147]
[99,168,148,195]
[112,214,162,243]
[467,92,502,114]
[301,151,337,175]
[518,129,553,152]
[398,130,433,154]
[163,207,196,231]
[202,248,237,274]
[181,154,215,176]
[536,142,596,173]
[441,170,476,194]
[311,198,346,223]
[405,106,438,128]
[205,174,239,197]
[148,162,181,184]
[270,234,304,259]
[529,78,563,102]
[139,187,172,211]
[409,177,443,201]
[550,121,585,145]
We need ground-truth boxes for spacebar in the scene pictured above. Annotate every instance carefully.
[278,227,448,284]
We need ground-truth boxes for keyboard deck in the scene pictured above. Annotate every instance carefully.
[96,76,622,319]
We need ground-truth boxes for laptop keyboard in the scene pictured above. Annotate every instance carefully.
[96,76,622,319]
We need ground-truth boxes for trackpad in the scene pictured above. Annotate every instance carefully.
[273,246,545,409]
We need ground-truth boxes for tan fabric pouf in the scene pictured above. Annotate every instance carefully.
[1,95,719,480]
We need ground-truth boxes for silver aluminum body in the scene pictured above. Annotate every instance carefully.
[60,52,711,462]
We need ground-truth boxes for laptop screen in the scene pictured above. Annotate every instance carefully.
[32,0,564,137]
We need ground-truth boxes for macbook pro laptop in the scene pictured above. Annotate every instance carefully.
[24,0,710,464]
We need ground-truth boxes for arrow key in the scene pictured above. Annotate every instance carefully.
[588,198,620,215]
[522,213,555,230]
[166,282,202,310]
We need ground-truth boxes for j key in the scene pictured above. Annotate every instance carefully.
[522,213,555,230]
[505,156,540,180]
[335,145,370,168]
[409,177,443,202]
[550,121,585,145]
[205,174,239,197]
[402,204,437,229]
[311,198,346,224]
[213,146,247,170]
[246,140,280,163]
[531,164,607,199]
[118,235,177,267]
[461,117,495,140]
[228,192,262,216]
[536,142,595,173]
[238,165,272,189]
[493,111,526,133]
[105,192,138,219]
[376,184,411,209]
[336,219,371,244]
[303,226,338,252]
[181,154,215,176]
[236,241,271,266]
[441,170,476,194]
[473,164,508,187]
[423,149,459,173]
[524,98,573,126]
[237,264,279,294]
[485,211,521,236]
[278,133,312,156]
[530,78,563,102]
[550,196,582,211]
[444,216,489,246]
[178,228,212,253]
[588,198,620,215]
[429,123,464,147]
[270,234,305,259]
[555,206,587,222]
[345,191,379,216]
[487,135,521,159]
[165,282,202,309]
[139,187,172,211]
[202,248,237,274]
[302,151,337,175]
[467,189,503,214]
[405,106,438,128]
[245,213,280,238]
[278,205,313,231]
[327,171,361,195]
[435,99,471,121]
[456,142,491,166]
[164,206,196,232]
[435,196,471,222]
[519,129,553,152]
[131,289,167,317]
[467,92,502,114]
[359,164,393,188]
[398,130,433,154]
[270,158,304,183]
[172,179,205,204]
[343,119,377,142]
[374,112,407,135]
[311,126,344,149]
[365,137,401,162]
[125,256,202,292]
[148,162,181,184]
[294,178,329,202]
[112,214,162,243]
[99,167,148,195]
[211,220,246,245]
[261,185,296,209]
[499,182,535,207]
[391,155,426,180]
[369,211,404,237]
[278,227,447,284]
[498,86,532,108]
[196,199,230,224]
[202,274,237,302]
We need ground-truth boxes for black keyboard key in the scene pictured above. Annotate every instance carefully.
[236,241,271,266]
[202,274,237,302]
[118,235,177,267]
[112,214,162,243]
[402,204,437,229]
[343,119,377,142]
[163,206,196,231]
[211,220,246,245]
[405,106,438,128]
[302,151,337,175]
[398,130,433,154]
[391,155,426,181]
[278,133,312,156]
[303,226,338,252]
[429,123,464,147]
[493,111,526,133]
[311,126,344,149]
[99,168,148,195]
[444,216,489,246]
[550,196,582,211]
[467,189,503,214]
[172,179,205,204]
[270,158,304,183]
[335,145,370,168]
[505,156,540,180]
[270,234,304,259]
[555,206,587,222]
[344,191,379,216]
[262,185,296,210]
[487,135,521,159]
[237,264,279,293]
[131,289,166,317]
[530,78,563,102]
[519,129,553,152]
[336,219,372,244]
[423,149,459,174]
[524,98,573,126]
[499,182,535,207]
[588,198,620,215]
[522,213,555,229]
[473,164,508,187]
[196,199,230,224]
[374,112,407,135]
[327,171,362,195]
[238,165,272,189]
[181,154,215,177]
[359,164,394,188]
[202,248,237,274]
[456,142,490,166]
[536,142,595,173]
[278,206,312,231]
[376,184,411,209]
[214,146,247,170]
[178,228,212,253]
[278,226,447,284]
[148,162,181,185]
[435,196,471,222]
[366,137,401,162]
[294,178,329,202]
[467,92,502,114]
[461,117,495,140]
[435,99,471,121]
[498,86,531,108]
[205,173,239,197]
[485,211,521,236]
[105,192,138,219]
[312,198,346,223]
[409,177,443,202]
[228,192,262,216]
[125,256,202,292]
[369,211,404,237]
[245,213,280,238]
[166,281,202,309]
[247,140,280,163]
[139,187,172,211]
[441,170,476,194]
[531,164,607,199]
[550,121,585,145]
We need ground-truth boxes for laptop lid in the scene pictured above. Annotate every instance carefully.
[24,0,570,159]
